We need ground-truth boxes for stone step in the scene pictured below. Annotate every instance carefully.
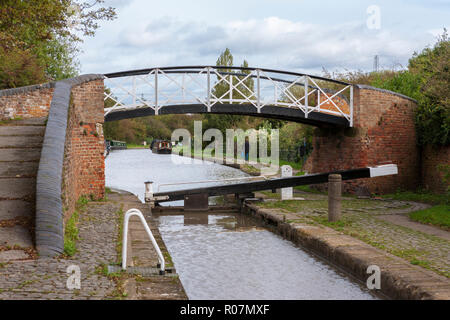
[0,148,42,162]
[0,117,47,126]
[0,126,45,136]
[0,225,33,248]
[0,200,34,220]
[0,162,39,177]
[0,249,30,262]
[0,135,43,148]
[0,178,35,200]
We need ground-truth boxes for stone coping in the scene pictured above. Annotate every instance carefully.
[356,84,418,103]
[0,82,55,97]
[35,74,104,257]
[242,202,450,300]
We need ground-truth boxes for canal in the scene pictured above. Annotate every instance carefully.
[106,149,377,300]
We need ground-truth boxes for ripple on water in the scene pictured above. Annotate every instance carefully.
[158,215,377,300]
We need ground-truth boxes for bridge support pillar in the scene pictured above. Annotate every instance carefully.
[328,174,342,222]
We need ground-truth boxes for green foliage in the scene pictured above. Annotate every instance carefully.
[104,114,204,144]
[0,46,47,89]
[324,30,449,147]
[204,48,259,133]
[0,1,116,88]
[381,190,449,205]
[409,205,450,229]
[63,195,89,256]
[370,70,421,101]
[64,210,79,256]
[410,30,450,146]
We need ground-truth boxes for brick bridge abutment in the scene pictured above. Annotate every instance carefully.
[305,85,427,195]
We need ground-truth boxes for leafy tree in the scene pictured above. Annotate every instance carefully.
[410,30,449,146]
[323,30,449,147]
[0,0,116,89]
[204,48,259,133]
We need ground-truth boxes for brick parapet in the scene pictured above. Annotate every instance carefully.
[35,74,105,257]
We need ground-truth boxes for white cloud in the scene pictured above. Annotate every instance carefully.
[79,15,436,75]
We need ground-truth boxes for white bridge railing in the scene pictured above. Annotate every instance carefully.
[104,66,354,126]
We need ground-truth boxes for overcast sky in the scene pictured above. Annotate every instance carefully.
[78,0,448,76]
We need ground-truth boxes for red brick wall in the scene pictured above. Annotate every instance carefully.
[304,86,420,194]
[421,145,450,194]
[0,86,54,120]
[62,79,105,221]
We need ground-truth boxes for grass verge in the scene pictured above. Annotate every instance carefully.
[63,196,89,256]
[381,190,449,205]
[409,205,450,230]
[115,205,124,264]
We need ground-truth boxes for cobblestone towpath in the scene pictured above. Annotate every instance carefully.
[0,190,186,300]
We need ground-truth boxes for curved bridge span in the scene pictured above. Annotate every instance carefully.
[104,66,354,127]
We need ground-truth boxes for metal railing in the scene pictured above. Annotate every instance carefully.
[122,208,165,275]
[104,66,354,126]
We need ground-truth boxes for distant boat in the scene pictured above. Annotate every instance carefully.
[150,139,172,154]
[107,140,127,150]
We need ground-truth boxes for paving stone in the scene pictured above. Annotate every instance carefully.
[0,250,29,262]
[0,225,33,247]
[0,148,42,162]
[0,200,33,220]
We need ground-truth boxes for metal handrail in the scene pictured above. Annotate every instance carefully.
[122,208,165,274]
[104,65,352,86]
[157,175,270,192]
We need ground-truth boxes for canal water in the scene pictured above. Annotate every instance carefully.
[106,149,376,300]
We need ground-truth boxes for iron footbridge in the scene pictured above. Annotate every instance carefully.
[103,66,354,127]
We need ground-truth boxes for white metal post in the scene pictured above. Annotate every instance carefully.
[182,73,185,102]
[229,74,233,103]
[317,91,321,111]
[154,68,159,115]
[207,67,211,112]
[350,85,354,127]
[304,77,309,118]
[257,69,261,113]
[132,77,136,106]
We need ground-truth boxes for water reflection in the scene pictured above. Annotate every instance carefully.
[155,212,377,300]
[105,149,250,204]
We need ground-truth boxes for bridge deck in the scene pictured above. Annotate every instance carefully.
[104,103,350,127]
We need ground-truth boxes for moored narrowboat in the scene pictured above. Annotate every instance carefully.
[150,139,172,154]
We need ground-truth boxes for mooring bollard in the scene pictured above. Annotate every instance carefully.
[328,174,342,222]
[281,165,293,200]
